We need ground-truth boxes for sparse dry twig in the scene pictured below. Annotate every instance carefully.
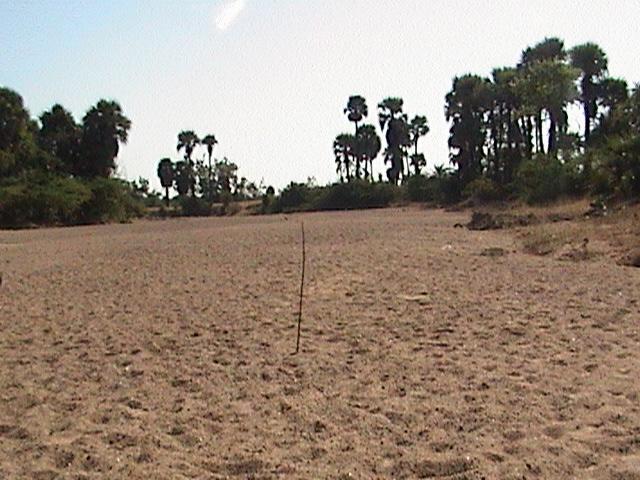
[295,221,306,354]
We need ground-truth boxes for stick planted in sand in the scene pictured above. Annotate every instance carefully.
[295,221,306,354]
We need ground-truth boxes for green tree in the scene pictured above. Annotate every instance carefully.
[445,75,491,183]
[174,160,194,196]
[378,97,409,183]
[333,133,356,182]
[77,100,131,177]
[356,124,381,180]
[344,95,368,133]
[517,60,578,154]
[570,43,608,143]
[177,130,200,163]
[176,130,199,195]
[408,115,429,175]
[157,158,175,206]
[39,104,80,174]
[344,96,368,178]
[0,87,32,175]
[518,38,567,153]
[201,134,218,201]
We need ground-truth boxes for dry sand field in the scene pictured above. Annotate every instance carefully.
[1,208,639,479]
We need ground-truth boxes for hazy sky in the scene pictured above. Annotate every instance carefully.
[2,0,639,189]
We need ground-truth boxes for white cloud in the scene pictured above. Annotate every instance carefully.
[214,0,246,31]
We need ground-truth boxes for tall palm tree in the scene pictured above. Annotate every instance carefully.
[157,158,175,206]
[518,38,567,154]
[201,134,218,201]
[78,100,131,177]
[356,124,381,180]
[344,95,368,135]
[408,115,430,161]
[333,133,356,182]
[177,130,200,163]
[570,43,608,143]
[378,97,409,183]
[176,130,199,196]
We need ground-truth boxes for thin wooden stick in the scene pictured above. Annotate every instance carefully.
[295,221,306,354]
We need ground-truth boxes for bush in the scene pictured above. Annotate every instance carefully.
[0,173,144,228]
[176,195,212,217]
[515,156,569,204]
[0,172,91,227]
[432,174,462,205]
[80,177,144,224]
[267,180,403,213]
[314,180,400,210]
[462,177,505,203]
[590,135,640,199]
[406,175,433,202]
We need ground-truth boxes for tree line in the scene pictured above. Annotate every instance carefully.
[442,37,638,202]
[328,37,638,205]
[156,131,262,209]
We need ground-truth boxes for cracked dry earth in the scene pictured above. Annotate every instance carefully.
[0,208,639,479]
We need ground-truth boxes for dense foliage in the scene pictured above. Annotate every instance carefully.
[442,37,639,204]
[327,37,639,207]
[0,87,147,227]
[155,131,263,217]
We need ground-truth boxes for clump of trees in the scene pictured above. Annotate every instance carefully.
[442,37,638,203]
[334,95,430,184]
[155,130,263,216]
[0,86,147,227]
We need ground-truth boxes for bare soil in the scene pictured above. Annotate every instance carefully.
[1,207,639,479]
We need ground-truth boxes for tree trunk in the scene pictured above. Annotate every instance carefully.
[345,156,351,182]
[548,112,557,154]
[208,153,213,202]
[536,111,544,155]
[165,187,170,207]
[584,102,591,145]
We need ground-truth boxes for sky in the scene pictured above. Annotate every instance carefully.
[2,0,640,190]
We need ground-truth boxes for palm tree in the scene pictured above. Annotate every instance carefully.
[177,130,200,163]
[378,97,409,183]
[344,95,368,135]
[445,75,491,182]
[518,38,567,154]
[176,130,199,196]
[174,160,194,196]
[410,154,426,176]
[201,134,218,201]
[38,104,81,174]
[333,133,356,182]
[570,43,608,143]
[408,115,429,175]
[78,100,131,177]
[356,124,381,180]
[157,158,175,206]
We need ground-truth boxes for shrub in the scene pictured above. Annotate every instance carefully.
[0,172,91,227]
[0,173,145,228]
[278,182,316,211]
[515,156,568,204]
[406,175,433,202]
[176,195,212,217]
[80,177,144,224]
[432,174,462,205]
[462,177,505,203]
[314,180,400,210]
[591,135,640,198]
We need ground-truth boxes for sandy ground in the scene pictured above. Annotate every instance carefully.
[1,208,639,479]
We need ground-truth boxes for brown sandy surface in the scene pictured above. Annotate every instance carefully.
[1,208,639,479]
